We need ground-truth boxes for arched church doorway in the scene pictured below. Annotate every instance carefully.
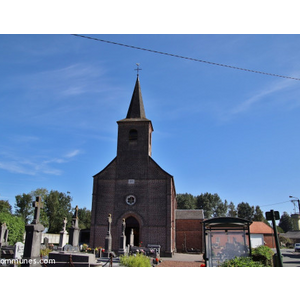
[125,216,139,246]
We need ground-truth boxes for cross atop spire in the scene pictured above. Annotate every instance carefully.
[134,63,142,77]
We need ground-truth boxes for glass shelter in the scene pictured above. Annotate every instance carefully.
[203,217,252,267]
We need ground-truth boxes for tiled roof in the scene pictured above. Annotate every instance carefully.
[250,221,273,234]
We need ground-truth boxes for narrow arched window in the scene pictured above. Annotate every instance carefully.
[129,129,138,141]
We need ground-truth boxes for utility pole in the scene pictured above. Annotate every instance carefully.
[265,210,283,267]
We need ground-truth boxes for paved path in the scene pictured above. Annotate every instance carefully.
[157,253,204,267]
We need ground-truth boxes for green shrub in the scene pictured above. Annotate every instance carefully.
[221,256,265,267]
[220,256,265,267]
[120,253,151,267]
[252,246,274,267]
[40,248,52,257]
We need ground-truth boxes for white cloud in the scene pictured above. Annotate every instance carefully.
[222,78,298,119]
[0,148,81,176]
[65,149,81,158]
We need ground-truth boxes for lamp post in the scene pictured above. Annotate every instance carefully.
[289,196,300,214]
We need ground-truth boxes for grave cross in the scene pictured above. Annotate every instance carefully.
[32,196,43,224]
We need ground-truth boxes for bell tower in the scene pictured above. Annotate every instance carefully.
[116,77,153,179]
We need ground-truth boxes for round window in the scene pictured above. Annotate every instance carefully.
[126,195,136,206]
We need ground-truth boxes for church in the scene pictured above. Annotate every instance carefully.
[90,76,178,256]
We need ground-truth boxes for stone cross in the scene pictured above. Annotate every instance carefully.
[32,196,43,224]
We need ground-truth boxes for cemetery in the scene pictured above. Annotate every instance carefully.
[0,198,163,267]
[0,196,282,267]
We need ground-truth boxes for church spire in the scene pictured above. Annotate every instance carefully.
[126,77,146,119]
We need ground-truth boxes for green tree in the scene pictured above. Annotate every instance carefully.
[227,201,237,217]
[14,193,33,224]
[237,202,254,221]
[78,207,91,230]
[196,193,226,218]
[0,212,25,245]
[0,200,12,214]
[215,199,228,217]
[176,193,196,209]
[45,190,72,233]
[278,211,293,232]
[253,205,265,222]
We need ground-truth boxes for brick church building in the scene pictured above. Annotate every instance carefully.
[90,76,178,256]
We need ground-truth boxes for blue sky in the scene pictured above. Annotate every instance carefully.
[1,34,300,217]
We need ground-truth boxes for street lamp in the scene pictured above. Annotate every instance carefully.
[289,196,300,214]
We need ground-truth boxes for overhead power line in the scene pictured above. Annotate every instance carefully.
[260,200,291,207]
[72,34,300,82]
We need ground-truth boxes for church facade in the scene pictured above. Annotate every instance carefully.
[90,77,177,256]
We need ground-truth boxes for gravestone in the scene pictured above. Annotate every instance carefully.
[14,242,24,260]
[0,222,9,247]
[68,206,80,248]
[44,237,49,249]
[63,244,79,252]
[59,217,68,248]
[118,218,126,255]
[22,196,45,267]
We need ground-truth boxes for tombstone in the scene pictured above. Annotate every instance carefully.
[104,213,112,255]
[14,242,24,260]
[0,222,9,247]
[68,206,80,248]
[22,196,45,267]
[59,217,68,248]
[118,218,127,255]
[63,244,78,252]
[44,237,49,249]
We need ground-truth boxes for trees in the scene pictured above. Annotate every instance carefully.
[227,201,237,217]
[237,202,254,221]
[44,190,72,233]
[78,207,91,230]
[177,192,267,221]
[253,205,265,222]
[0,212,25,245]
[14,193,33,224]
[278,211,293,232]
[176,193,196,209]
[196,193,227,219]
[0,200,12,214]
